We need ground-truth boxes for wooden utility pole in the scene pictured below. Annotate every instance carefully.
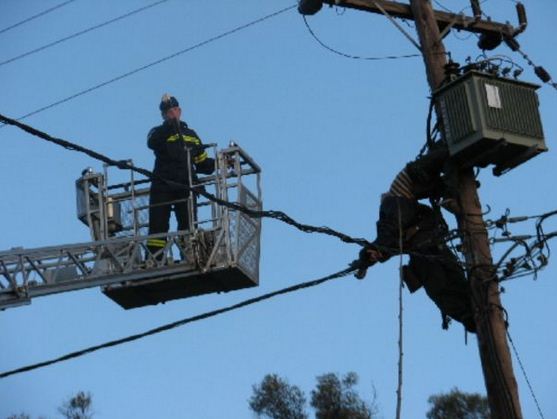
[408,2,522,417]
[298,0,526,417]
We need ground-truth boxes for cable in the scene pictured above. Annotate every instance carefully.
[467,207,557,417]
[0,113,370,248]
[369,0,422,51]
[433,0,486,41]
[0,113,469,274]
[0,0,171,68]
[489,209,557,282]
[0,0,77,36]
[506,38,557,91]
[11,116,557,275]
[0,265,355,379]
[395,200,404,419]
[302,15,420,61]
[1,4,297,124]
[432,0,451,13]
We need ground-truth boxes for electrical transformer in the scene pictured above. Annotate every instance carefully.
[435,70,547,175]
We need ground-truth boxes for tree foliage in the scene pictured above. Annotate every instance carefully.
[310,372,375,419]
[249,372,376,419]
[57,391,94,419]
[426,387,490,419]
[249,374,308,419]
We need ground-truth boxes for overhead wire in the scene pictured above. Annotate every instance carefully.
[0,0,77,36]
[435,0,486,41]
[0,0,171,68]
[0,112,529,273]
[489,209,557,282]
[0,112,370,248]
[395,201,404,419]
[469,207,555,416]
[471,1,557,91]
[0,266,356,379]
[2,112,479,271]
[507,329,547,419]
[513,47,557,90]
[0,4,297,125]
[369,0,422,51]
[0,4,552,408]
[441,203,553,417]
[302,15,420,61]
[0,112,554,412]
[6,108,557,277]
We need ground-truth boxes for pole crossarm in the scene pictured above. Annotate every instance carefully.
[318,0,518,38]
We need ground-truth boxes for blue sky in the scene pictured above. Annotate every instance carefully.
[1,0,556,418]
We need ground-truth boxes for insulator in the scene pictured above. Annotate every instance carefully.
[444,61,461,77]
[495,216,508,229]
[516,2,527,28]
[470,0,481,19]
[504,37,521,51]
[513,68,523,79]
[535,66,551,83]
[298,0,323,15]
[489,64,500,75]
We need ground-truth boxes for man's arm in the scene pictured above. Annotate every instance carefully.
[185,128,215,175]
[147,127,163,150]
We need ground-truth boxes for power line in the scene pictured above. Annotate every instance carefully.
[0,112,370,248]
[0,111,479,294]
[2,4,297,124]
[0,266,356,379]
[302,15,420,61]
[4,110,557,274]
[0,113,467,271]
[507,330,546,419]
[0,0,171,68]
[395,202,404,419]
[0,116,555,401]
[0,0,78,36]
[512,46,557,91]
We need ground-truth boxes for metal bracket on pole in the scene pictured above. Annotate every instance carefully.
[438,12,464,41]
[370,0,422,51]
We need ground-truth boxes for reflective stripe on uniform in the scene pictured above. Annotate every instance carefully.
[194,151,208,164]
[166,134,180,143]
[183,135,200,144]
[166,134,201,144]
[147,238,167,248]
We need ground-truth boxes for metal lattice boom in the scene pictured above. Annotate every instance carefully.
[0,145,262,310]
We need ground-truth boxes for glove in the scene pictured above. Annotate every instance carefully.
[351,245,383,280]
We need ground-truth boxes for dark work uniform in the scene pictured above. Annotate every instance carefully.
[371,149,476,333]
[146,119,214,256]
